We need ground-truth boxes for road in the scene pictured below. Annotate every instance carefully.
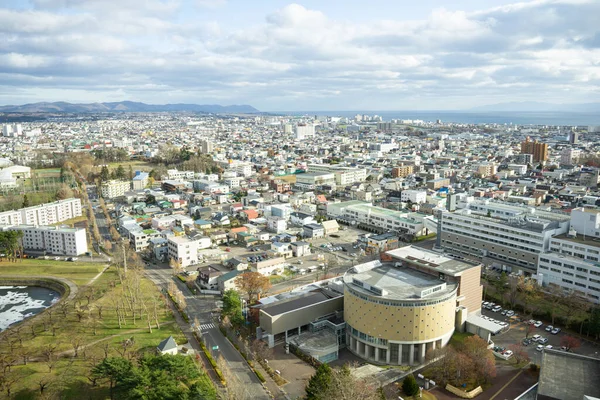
[144,262,270,400]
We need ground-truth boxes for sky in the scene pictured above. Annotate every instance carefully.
[0,0,599,111]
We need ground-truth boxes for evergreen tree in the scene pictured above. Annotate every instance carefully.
[305,363,332,400]
[100,165,110,181]
[22,194,30,208]
[402,374,419,397]
[115,165,126,180]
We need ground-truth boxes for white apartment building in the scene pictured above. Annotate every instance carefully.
[0,210,22,225]
[440,200,570,274]
[507,164,527,175]
[560,148,581,165]
[223,177,242,188]
[167,235,206,268]
[2,225,88,256]
[401,190,427,204]
[101,180,131,199]
[295,124,315,140]
[538,235,600,303]
[167,169,195,180]
[129,229,160,252]
[295,173,336,190]
[235,163,253,177]
[267,217,287,233]
[193,180,229,193]
[19,198,83,226]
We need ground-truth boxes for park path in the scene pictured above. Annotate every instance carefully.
[86,264,111,286]
[54,321,177,358]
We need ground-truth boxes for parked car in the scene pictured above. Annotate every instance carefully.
[551,327,561,335]
[522,338,532,346]
[545,325,554,332]
[506,310,515,316]
[531,334,541,342]
[545,345,553,350]
[538,337,549,344]
[536,345,544,351]
[534,321,543,328]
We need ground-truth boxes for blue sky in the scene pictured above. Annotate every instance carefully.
[0,0,598,111]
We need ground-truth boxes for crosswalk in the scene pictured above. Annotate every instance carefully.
[199,323,216,331]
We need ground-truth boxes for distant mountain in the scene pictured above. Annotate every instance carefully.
[0,101,259,114]
[469,101,600,113]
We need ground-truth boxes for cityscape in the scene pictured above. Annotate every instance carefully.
[0,1,599,400]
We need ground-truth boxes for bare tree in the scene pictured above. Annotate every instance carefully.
[217,354,251,400]
[42,344,58,373]
[70,334,85,358]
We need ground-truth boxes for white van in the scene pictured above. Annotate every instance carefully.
[299,268,307,275]
[492,305,502,312]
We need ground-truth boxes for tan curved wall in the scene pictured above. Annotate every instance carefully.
[344,287,456,342]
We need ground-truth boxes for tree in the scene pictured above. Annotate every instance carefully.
[560,335,581,352]
[100,165,110,182]
[222,289,243,325]
[115,165,126,180]
[305,363,332,400]
[22,194,30,208]
[92,357,133,400]
[402,374,419,397]
[508,343,530,364]
[493,272,509,305]
[463,335,496,383]
[56,184,74,200]
[235,271,271,303]
[525,323,535,339]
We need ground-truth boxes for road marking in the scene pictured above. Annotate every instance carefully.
[200,323,215,330]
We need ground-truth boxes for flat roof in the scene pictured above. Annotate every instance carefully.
[553,234,600,249]
[386,246,478,276]
[343,262,458,301]
[466,314,504,334]
[261,290,339,317]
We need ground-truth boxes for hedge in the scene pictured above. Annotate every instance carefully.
[254,369,266,383]
[177,275,187,283]
[198,338,226,385]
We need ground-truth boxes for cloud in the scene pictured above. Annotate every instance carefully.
[0,0,598,109]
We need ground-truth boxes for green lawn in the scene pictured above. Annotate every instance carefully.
[0,259,106,286]
[107,160,154,171]
[0,264,197,399]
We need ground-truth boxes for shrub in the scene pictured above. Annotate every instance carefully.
[255,369,266,383]
[402,374,419,397]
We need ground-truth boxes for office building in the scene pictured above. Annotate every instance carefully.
[101,180,131,199]
[570,131,579,144]
[520,137,548,162]
[560,148,581,165]
[401,190,427,204]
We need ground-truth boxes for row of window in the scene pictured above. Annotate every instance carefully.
[346,285,456,307]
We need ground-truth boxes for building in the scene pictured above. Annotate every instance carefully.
[426,178,450,190]
[290,241,311,257]
[167,235,206,268]
[303,223,325,239]
[129,229,160,252]
[267,217,287,233]
[392,165,414,178]
[440,200,570,274]
[200,139,214,154]
[295,173,336,190]
[537,349,600,400]
[157,336,178,355]
[327,200,428,236]
[521,137,548,163]
[344,246,483,366]
[321,220,339,235]
[295,124,315,140]
[569,131,579,145]
[307,164,367,186]
[477,163,497,178]
[401,190,427,204]
[2,225,88,256]
[258,286,344,347]
[101,180,131,199]
[17,198,82,226]
[560,148,581,165]
[252,257,286,275]
[132,171,149,190]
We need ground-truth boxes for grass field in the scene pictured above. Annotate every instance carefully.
[33,168,61,178]
[0,262,198,399]
[107,160,154,171]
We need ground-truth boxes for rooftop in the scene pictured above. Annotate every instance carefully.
[260,289,340,317]
[343,260,458,301]
[386,245,478,276]
[552,233,600,249]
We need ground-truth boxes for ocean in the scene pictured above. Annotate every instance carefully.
[276,111,600,126]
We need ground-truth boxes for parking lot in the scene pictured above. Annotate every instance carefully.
[480,306,600,363]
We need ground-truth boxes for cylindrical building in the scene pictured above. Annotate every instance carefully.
[343,260,458,365]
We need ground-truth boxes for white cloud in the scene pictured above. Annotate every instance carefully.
[0,0,598,109]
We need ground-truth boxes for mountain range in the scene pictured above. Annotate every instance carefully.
[0,101,259,114]
[469,101,600,113]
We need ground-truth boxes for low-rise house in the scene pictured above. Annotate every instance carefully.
[303,223,325,239]
[157,336,178,355]
[290,241,311,257]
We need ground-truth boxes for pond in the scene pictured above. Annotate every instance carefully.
[0,285,60,331]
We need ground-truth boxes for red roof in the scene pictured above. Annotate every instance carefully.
[242,209,258,220]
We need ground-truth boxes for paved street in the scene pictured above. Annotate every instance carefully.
[144,262,271,400]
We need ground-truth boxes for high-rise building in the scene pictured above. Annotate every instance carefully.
[295,124,315,140]
[200,139,214,154]
[520,137,548,162]
[570,131,579,144]
[560,148,581,165]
